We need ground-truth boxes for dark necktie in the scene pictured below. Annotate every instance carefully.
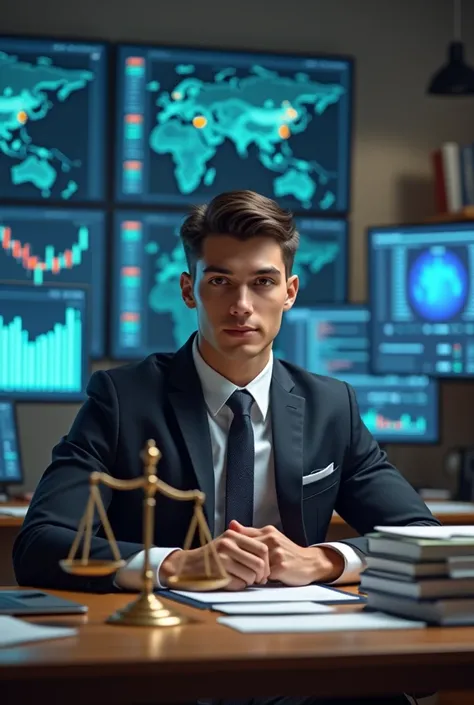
[225,389,255,528]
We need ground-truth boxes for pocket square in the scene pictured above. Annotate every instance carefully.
[303,463,336,486]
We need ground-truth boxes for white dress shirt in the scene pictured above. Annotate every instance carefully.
[115,340,365,590]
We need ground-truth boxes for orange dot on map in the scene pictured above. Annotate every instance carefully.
[278,124,291,139]
[17,111,28,124]
[192,115,207,129]
[286,107,298,120]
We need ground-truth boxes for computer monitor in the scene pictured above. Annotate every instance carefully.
[0,401,23,488]
[0,206,106,358]
[115,44,353,214]
[0,35,107,203]
[369,221,474,377]
[276,305,439,444]
[0,282,89,401]
[110,211,348,359]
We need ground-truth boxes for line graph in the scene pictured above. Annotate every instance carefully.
[1,224,90,285]
[0,206,106,359]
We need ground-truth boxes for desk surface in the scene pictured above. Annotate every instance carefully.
[1,587,474,704]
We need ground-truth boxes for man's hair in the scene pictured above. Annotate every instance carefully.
[180,190,299,278]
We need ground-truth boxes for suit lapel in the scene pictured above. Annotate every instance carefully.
[168,336,215,536]
[271,360,307,547]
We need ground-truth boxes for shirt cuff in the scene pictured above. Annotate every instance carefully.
[114,547,182,590]
[314,541,367,585]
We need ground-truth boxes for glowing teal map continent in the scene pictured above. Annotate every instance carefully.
[148,64,345,209]
[0,51,93,198]
[146,233,340,349]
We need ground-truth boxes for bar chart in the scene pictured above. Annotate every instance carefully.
[0,284,88,401]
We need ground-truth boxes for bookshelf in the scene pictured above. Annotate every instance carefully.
[425,206,474,222]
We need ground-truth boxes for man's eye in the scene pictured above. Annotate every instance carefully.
[209,277,228,286]
[255,278,274,286]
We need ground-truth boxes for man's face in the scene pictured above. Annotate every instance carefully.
[180,235,299,360]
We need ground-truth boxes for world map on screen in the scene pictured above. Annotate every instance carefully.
[0,50,95,200]
[147,63,346,211]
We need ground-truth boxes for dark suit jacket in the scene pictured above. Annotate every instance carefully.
[13,334,440,592]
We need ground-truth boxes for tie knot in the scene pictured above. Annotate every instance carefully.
[226,389,254,417]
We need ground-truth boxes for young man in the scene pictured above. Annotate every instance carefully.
[13,190,438,705]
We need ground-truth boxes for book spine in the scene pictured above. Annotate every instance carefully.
[460,143,474,206]
[441,141,462,212]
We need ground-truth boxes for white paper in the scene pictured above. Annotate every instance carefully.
[0,506,29,517]
[215,601,334,615]
[217,611,426,633]
[0,615,77,648]
[374,525,474,540]
[426,502,474,514]
[171,584,360,604]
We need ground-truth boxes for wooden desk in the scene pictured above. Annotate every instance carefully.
[0,504,28,586]
[0,587,473,705]
[326,505,474,541]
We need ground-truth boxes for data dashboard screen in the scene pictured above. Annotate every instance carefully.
[0,206,106,358]
[0,283,89,401]
[115,45,353,213]
[0,401,22,485]
[276,306,439,443]
[111,211,196,358]
[0,36,107,202]
[369,223,474,377]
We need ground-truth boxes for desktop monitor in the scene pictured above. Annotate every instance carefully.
[0,282,89,401]
[369,221,474,377]
[276,305,439,444]
[0,206,106,358]
[115,44,353,214]
[110,212,348,359]
[0,401,23,488]
[0,35,107,203]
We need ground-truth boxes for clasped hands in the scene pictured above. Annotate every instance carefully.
[161,520,344,590]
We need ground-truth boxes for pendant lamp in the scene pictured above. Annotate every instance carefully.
[427,0,474,95]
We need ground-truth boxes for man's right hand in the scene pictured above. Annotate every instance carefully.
[159,529,270,590]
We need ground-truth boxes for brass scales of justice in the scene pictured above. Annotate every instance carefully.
[60,439,230,627]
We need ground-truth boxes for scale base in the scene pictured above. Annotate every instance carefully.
[107,592,190,627]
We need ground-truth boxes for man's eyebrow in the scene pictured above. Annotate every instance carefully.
[202,265,233,274]
[202,265,282,276]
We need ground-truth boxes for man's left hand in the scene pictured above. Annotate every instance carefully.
[229,520,344,586]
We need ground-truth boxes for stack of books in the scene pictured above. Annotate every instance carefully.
[361,525,474,625]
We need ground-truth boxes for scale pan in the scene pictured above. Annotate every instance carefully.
[167,574,231,591]
[60,559,126,576]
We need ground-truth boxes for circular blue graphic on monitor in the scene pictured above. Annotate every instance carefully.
[408,248,468,321]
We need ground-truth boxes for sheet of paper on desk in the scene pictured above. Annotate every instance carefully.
[426,502,474,514]
[0,506,29,517]
[0,616,77,648]
[375,525,474,540]
[171,584,361,604]
[215,601,334,615]
[218,611,426,633]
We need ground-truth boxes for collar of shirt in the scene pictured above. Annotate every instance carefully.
[191,335,273,420]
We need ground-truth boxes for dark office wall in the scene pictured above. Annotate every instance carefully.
[3,0,474,493]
